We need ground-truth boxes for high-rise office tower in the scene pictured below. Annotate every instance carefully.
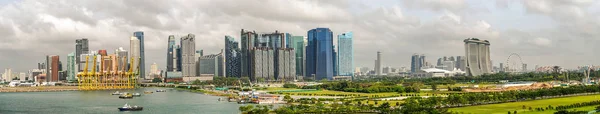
[115,47,128,72]
[289,35,305,77]
[181,34,196,77]
[46,55,59,82]
[67,52,76,82]
[166,35,176,72]
[250,47,274,81]
[130,36,140,74]
[240,29,257,78]
[176,45,182,72]
[133,31,145,79]
[522,64,527,72]
[150,63,158,79]
[75,39,89,72]
[455,56,466,71]
[306,28,334,80]
[411,54,427,73]
[337,32,354,77]
[464,38,492,76]
[198,51,224,77]
[225,36,241,77]
[375,51,381,76]
[277,48,295,81]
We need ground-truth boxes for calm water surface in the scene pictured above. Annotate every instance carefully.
[0,87,243,114]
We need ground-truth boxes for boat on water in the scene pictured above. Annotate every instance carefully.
[111,91,121,95]
[156,90,166,92]
[132,93,141,97]
[119,93,133,99]
[118,103,143,111]
[144,91,153,94]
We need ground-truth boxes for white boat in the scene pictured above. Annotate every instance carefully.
[132,93,141,97]
[111,91,121,95]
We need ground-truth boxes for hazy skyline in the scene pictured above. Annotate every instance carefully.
[1,0,599,72]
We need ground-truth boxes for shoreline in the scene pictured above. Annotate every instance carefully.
[0,86,79,93]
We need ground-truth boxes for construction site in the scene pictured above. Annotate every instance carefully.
[77,55,138,90]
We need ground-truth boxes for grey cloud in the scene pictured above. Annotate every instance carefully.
[0,0,598,72]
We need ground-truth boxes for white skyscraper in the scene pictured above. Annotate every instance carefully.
[130,36,140,74]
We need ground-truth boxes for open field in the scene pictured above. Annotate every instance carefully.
[449,94,600,114]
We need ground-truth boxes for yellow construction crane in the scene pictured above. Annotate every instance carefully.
[77,55,136,91]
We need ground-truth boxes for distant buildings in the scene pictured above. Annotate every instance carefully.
[337,32,354,77]
[306,28,334,80]
[411,54,426,73]
[464,38,492,76]
[375,51,381,76]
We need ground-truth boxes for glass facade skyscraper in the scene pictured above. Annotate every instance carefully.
[289,36,305,77]
[225,36,241,77]
[167,35,176,72]
[306,28,334,80]
[133,31,145,79]
[337,32,353,77]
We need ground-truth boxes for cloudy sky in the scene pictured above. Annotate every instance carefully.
[1,0,599,73]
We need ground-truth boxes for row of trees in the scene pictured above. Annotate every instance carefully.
[303,81,422,93]
[555,100,600,110]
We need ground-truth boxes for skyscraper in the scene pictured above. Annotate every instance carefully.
[150,63,158,79]
[455,56,466,71]
[375,51,381,76]
[240,29,257,78]
[277,48,295,81]
[337,32,354,77]
[464,38,492,76]
[306,28,334,80]
[225,36,241,77]
[115,47,128,72]
[176,45,182,72]
[75,39,89,72]
[181,34,196,77]
[46,55,59,82]
[133,31,145,79]
[289,35,305,77]
[67,52,76,82]
[411,54,427,73]
[198,51,224,77]
[166,35,176,72]
[130,36,140,74]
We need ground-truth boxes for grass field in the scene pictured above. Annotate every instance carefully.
[264,87,299,92]
[449,94,600,114]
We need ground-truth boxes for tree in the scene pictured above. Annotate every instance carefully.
[152,78,162,83]
[431,84,438,91]
[12,77,18,80]
[192,79,202,85]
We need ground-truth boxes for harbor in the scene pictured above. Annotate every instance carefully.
[0,87,243,114]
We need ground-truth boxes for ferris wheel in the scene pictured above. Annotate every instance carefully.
[505,53,524,73]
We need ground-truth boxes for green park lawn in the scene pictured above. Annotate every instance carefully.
[264,87,299,92]
[449,94,600,114]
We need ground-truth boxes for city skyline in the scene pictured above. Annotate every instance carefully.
[2,0,600,72]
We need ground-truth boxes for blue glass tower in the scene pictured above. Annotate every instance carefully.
[306,28,334,80]
[134,31,145,79]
